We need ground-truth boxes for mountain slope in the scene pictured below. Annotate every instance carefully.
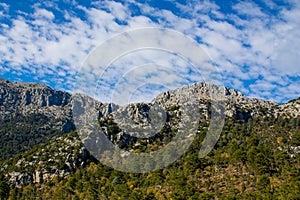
[0,79,75,162]
[0,79,299,199]
[2,105,299,199]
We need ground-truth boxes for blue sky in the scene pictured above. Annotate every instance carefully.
[0,0,299,103]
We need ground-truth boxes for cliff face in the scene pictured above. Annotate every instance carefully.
[0,79,73,124]
[0,78,70,115]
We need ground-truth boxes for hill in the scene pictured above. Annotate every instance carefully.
[0,79,299,199]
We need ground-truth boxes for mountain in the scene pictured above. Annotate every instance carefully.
[0,79,299,199]
[0,78,74,162]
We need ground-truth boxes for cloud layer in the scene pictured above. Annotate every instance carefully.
[0,0,299,103]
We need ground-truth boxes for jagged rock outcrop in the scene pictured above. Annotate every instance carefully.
[152,82,298,120]
[0,78,70,118]
[276,98,300,118]
[0,79,74,131]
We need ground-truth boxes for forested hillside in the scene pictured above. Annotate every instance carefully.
[1,115,299,199]
[0,80,299,199]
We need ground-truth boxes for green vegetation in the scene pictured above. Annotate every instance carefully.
[1,132,89,173]
[0,113,71,162]
[1,115,299,199]
[0,173,9,200]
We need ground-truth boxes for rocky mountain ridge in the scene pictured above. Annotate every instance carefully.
[1,79,299,123]
[1,79,299,187]
[1,79,299,149]
[151,82,288,119]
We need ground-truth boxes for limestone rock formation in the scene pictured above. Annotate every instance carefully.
[1,78,299,187]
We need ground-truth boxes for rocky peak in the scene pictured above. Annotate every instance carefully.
[152,82,244,106]
[151,82,279,119]
[0,79,70,110]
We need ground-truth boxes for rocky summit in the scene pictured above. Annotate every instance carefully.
[1,79,298,125]
[0,78,70,118]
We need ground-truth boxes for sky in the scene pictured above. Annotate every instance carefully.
[0,0,299,104]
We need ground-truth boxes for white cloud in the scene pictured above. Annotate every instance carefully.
[176,0,220,17]
[233,1,266,18]
[0,3,9,17]
[0,0,299,103]
[33,8,55,20]
[93,1,129,21]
